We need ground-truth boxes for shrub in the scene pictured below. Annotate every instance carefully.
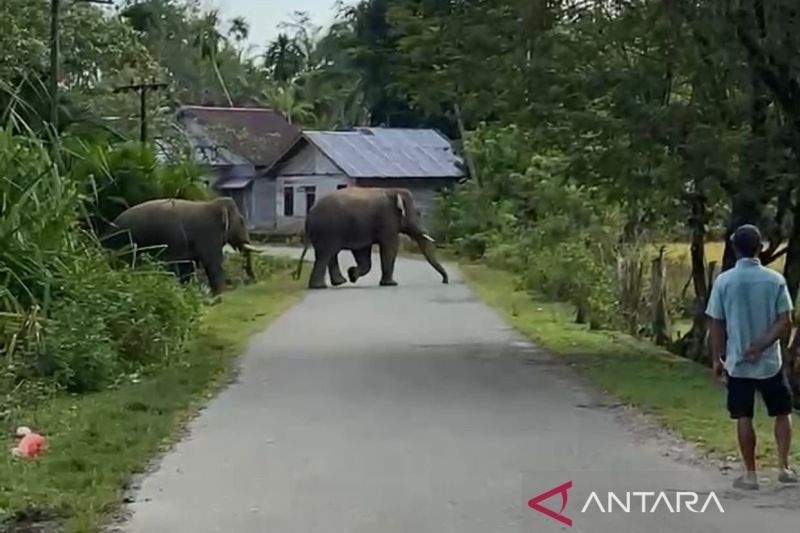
[0,127,203,406]
[65,139,210,233]
[435,123,630,329]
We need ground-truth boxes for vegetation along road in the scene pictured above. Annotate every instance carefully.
[117,249,799,533]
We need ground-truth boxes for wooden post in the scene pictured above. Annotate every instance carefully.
[113,80,168,143]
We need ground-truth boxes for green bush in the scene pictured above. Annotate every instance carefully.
[435,123,628,329]
[65,139,210,233]
[0,127,204,408]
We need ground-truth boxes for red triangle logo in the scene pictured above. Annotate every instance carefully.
[527,480,573,527]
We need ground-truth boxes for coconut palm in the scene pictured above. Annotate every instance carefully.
[263,33,305,83]
[259,84,316,125]
[193,10,233,107]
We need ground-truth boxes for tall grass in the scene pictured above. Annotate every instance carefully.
[0,125,205,418]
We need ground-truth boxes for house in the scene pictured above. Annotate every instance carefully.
[255,127,466,234]
[173,105,301,225]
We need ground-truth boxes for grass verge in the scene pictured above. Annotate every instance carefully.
[0,258,303,532]
[460,263,800,469]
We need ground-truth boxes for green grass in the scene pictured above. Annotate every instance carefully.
[460,263,800,469]
[0,261,303,532]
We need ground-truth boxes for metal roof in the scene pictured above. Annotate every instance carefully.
[303,128,465,179]
[215,176,252,189]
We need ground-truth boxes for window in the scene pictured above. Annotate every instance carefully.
[337,184,347,190]
[283,186,294,216]
[305,186,317,213]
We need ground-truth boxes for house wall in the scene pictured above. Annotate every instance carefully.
[275,175,351,233]
[274,142,341,176]
[255,143,351,234]
[250,177,276,228]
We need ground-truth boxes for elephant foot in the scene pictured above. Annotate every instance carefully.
[347,267,359,284]
[379,278,398,287]
[330,275,347,287]
[308,281,328,290]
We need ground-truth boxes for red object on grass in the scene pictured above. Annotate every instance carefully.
[12,426,47,459]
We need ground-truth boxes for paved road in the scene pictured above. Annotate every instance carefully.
[120,249,798,533]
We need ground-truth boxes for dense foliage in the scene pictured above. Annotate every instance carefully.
[0,129,205,419]
[4,0,800,411]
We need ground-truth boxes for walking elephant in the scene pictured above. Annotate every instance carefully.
[292,187,449,289]
[102,197,258,295]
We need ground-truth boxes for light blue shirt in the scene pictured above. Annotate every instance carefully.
[705,258,794,379]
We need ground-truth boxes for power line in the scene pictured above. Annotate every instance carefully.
[113,81,168,143]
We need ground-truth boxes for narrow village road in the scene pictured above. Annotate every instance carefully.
[120,248,799,533]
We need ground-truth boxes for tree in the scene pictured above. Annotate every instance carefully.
[193,10,234,107]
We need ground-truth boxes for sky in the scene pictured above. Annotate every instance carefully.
[207,0,345,54]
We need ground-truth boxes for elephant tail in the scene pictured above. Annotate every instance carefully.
[293,229,310,281]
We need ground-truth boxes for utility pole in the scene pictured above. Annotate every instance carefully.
[113,80,168,143]
[49,0,114,134]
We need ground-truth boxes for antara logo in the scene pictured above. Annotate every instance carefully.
[527,481,725,527]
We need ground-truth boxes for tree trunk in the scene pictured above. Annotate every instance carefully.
[454,102,479,185]
[783,199,800,303]
[651,246,671,347]
[674,191,713,363]
[213,58,234,107]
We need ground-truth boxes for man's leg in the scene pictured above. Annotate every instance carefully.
[727,375,759,489]
[737,418,757,474]
[759,370,797,483]
[775,416,793,473]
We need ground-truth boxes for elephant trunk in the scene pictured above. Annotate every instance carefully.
[416,234,449,284]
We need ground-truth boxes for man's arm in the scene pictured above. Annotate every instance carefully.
[745,312,794,360]
[709,318,727,372]
[747,282,796,360]
[705,283,726,375]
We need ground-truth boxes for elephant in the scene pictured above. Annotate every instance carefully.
[102,196,258,295]
[292,187,448,289]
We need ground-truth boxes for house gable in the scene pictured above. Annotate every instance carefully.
[274,140,344,177]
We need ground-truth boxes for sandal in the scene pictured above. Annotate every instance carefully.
[732,475,760,490]
[778,468,799,484]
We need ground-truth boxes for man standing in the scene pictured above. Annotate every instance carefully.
[706,224,797,489]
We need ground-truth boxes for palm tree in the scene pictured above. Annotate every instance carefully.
[262,33,304,83]
[193,10,234,107]
[228,16,250,62]
[259,84,316,125]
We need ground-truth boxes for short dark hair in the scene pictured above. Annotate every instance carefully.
[731,224,762,258]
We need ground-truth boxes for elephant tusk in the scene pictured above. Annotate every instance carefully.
[242,243,259,252]
[422,234,436,243]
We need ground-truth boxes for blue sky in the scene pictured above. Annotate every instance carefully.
[208,0,346,53]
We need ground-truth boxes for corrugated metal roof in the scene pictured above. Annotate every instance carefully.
[215,176,252,189]
[303,128,465,179]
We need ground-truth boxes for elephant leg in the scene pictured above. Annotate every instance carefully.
[378,238,399,286]
[328,254,347,287]
[176,260,196,284]
[348,247,372,283]
[309,247,333,289]
[201,249,225,295]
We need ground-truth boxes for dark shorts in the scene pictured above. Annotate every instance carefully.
[726,369,794,419]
